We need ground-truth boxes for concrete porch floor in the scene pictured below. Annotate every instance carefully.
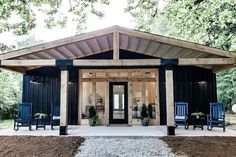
[1,125,236,137]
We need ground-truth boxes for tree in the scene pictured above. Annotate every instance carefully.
[0,36,43,119]
[127,0,236,110]
[0,0,110,35]
[0,69,22,119]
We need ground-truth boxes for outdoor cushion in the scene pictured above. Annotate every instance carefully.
[52,116,60,120]
[175,115,185,120]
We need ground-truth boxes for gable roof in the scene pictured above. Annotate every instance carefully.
[1,25,235,60]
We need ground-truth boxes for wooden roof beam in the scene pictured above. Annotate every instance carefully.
[1,59,56,66]
[73,59,161,66]
[179,58,236,65]
[113,31,119,60]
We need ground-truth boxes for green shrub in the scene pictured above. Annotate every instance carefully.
[141,104,149,118]
[88,106,96,119]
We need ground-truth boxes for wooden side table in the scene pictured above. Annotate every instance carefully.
[192,117,204,130]
[35,118,46,130]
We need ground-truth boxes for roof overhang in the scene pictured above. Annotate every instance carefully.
[0,25,236,73]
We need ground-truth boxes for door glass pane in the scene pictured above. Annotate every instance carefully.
[113,85,125,119]
[122,94,124,109]
[114,94,119,109]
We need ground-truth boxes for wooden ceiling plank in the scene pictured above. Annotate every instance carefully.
[106,35,111,49]
[0,27,115,60]
[94,38,102,52]
[129,36,139,52]
[30,52,49,59]
[156,44,172,57]
[26,54,40,59]
[126,35,129,50]
[104,36,109,48]
[54,48,70,59]
[82,41,93,54]
[178,50,194,58]
[118,26,236,58]
[168,47,183,58]
[135,38,140,52]
[48,49,67,59]
[73,44,86,56]
[37,51,55,59]
[150,43,163,56]
[59,46,77,58]
[143,40,151,54]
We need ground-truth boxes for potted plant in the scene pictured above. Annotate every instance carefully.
[88,106,97,126]
[191,112,205,119]
[140,104,150,126]
[34,113,47,119]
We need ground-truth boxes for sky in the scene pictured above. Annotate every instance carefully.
[0,0,135,46]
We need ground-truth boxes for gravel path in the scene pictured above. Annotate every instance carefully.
[75,137,175,157]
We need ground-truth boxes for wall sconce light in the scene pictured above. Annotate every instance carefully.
[30,80,42,84]
[30,77,48,84]
[198,81,206,84]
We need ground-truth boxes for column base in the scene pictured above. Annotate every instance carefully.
[167,126,175,135]
[60,126,68,135]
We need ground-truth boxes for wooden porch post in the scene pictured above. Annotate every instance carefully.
[113,30,119,60]
[155,69,160,125]
[128,82,133,126]
[60,70,69,135]
[165,68,175,135]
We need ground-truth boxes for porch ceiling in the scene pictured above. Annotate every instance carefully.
[0,26,235,60]
[0,26,236,73]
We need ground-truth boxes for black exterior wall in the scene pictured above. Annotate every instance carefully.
[22,64,217,125]
[22,67,78,125]
[159,66,217,125]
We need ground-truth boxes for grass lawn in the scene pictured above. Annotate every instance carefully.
[0,119,13,129]
[226,113,236,125]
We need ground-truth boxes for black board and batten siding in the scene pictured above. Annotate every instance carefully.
[159,66,217,125]
[22,67,78,125]
[22,50,217,125]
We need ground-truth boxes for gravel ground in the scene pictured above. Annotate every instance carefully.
[75,137,175,157]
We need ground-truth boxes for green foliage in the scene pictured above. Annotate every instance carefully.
[127,0,236,50]
[140,104,149,118]
[126,0,160,32]
[0,0,110,35]
[0,36,42,119]
[88,106,96,119]
[127,0,236,111]
[162,0,236,51]
[217,68,236,111]
[0,119,14,129]
[0,70,22,119]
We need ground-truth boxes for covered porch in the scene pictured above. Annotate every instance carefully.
[1,125,236,137]
[0,26,236,135]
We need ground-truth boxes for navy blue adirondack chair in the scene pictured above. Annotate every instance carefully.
[51,104,60,130]
[207,102,225,132]
[14,103,32,131]
[175,102,189,129]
